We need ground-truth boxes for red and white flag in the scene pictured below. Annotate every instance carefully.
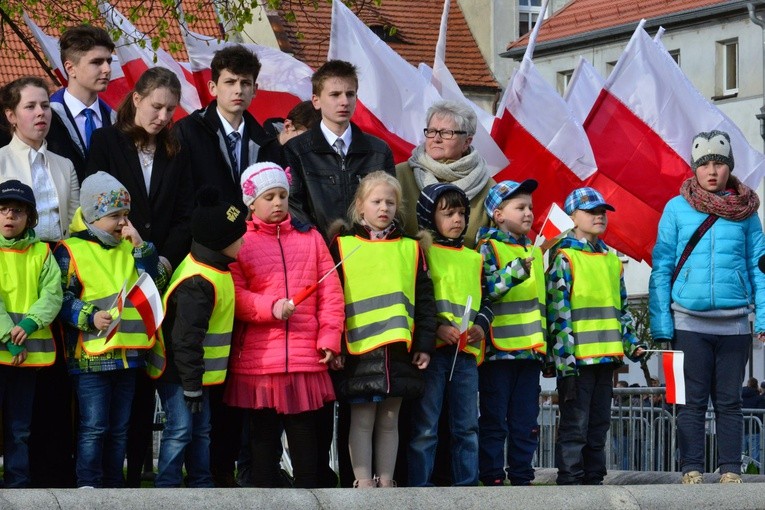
[181,28,312,124]
[491,0,597,234]
[581,21,765,263]
[103,280,128,342]
[662,351,686,405]
[126,273,164,340]
[99,1,200,119]
[537,203,574,242]
[22,12,131,109]
[428,0,508,174]
[329,0,439,163]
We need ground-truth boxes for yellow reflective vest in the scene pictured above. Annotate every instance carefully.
[339,236,418,355]
[561,248,624,359]
[151,254,235,385]
[61,237,153,356]
[426,244,484,363]
[0,242,55,367]
[485,240,546,354]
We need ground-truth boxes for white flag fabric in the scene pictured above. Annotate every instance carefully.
[662,351,686,405]
[429,0,509,175]
[564,57,605,126]
[126,273,164,340]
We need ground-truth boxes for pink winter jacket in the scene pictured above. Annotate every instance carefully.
[228,215,344,375]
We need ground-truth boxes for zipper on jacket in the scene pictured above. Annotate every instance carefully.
[736,270,752,304]
[710,227,715,309]
[385,345,391,394]
[276,225,290,372]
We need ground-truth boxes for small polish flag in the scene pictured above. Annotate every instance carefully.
[103,280,128,342]
[127,273,165,339]
[662,351,686,405]
[537,203,574,243]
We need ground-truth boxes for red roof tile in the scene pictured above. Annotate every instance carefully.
[275,0,498,91]
[0,2,221,87]
[507,0,730,51]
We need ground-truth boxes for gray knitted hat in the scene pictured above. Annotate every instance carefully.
[80,171,131,223]
[691,130,734,173]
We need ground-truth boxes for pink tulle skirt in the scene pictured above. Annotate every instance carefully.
[224,371,335,415]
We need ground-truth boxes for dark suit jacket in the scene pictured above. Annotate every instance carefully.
[85,126,193,268]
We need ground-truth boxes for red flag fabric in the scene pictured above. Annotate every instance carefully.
[539,203,574,241]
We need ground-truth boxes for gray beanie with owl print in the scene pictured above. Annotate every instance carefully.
[690,130,734,173]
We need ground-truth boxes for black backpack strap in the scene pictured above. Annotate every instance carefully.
[670,214,719,285]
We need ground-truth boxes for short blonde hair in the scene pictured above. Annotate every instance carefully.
[348,171,404,225]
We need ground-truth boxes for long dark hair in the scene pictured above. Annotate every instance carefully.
[116,67,181,156]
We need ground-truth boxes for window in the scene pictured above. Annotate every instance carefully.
[668,49,680,66]
[557,69,574,95]
[519,0,544,37]
[606,60,617,75]
[717,39,738,96]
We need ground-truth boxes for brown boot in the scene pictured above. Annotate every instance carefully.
[377,478,397,488]
[353,479,377,488]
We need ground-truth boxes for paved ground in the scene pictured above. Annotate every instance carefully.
[2,469,764,509]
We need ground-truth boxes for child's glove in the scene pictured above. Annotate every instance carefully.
[557,376,578,402]
[184,390,203,414]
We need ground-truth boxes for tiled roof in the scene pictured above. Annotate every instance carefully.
[275,0,498,91]
[0,2,222,87]
[507,0,731,51]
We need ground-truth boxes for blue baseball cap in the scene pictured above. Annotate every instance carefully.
[563,187,615,215]
[483,179,537,216]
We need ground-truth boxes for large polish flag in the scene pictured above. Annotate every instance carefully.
[428,0,509,175]
[329,0,441,164]
[22,12,132,109]
[582,21,765,263]
[180,28,313,124]
[99,1,201,119]
[491,0,597,233]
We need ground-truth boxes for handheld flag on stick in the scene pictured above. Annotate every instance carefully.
[289,245,361,306]
[534,203,574,250]
[101,279,128,340]
[127,273,165,340]
[644,349,686,405]
[449,295,473,381]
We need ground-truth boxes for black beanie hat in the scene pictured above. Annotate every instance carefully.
[191,187,246,251]
[416,183,470,247]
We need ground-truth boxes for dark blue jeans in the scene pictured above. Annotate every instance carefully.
[408,348,479,486]
[155,382,213,488]
[555,364,614,485]
[0,366,36,488]
[74,369,137,488]
[674,330,750,475]
[478,359,540,485]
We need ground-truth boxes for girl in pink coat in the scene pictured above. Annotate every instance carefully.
[224,162,345,488]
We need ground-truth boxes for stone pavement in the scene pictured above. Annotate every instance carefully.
[2,469,764,509]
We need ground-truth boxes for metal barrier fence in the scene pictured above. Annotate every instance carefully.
[536,387,765,473]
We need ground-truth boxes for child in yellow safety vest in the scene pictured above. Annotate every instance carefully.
[407,183,491,487]
[475,179,545,486]
[154,186,246,488]
[0,180,62,487]
[54,171,169,488]
[546,186,645,485]
[329,170,436,488]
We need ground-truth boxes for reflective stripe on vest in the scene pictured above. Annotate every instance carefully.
[486,240,547,354]
[62,237,152,355]
[157,254,235,385]
[339,236,417,355]
[0,243,55,367]
[427,244,484,362]
[561,248,624,359]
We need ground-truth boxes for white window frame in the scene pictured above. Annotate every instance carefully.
[518,0,545,37]
[557,69,574,95]
[718,39,739,96]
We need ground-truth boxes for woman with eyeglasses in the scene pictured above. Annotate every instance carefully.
[0,76,80,243]
[396,100,494,249]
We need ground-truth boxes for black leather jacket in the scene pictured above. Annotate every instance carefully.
[284,122,395,239]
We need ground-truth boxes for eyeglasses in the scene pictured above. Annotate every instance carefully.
[0,206,26,216]
[423,128,468,140]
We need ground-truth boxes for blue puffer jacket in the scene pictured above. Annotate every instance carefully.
[649,195,765,339]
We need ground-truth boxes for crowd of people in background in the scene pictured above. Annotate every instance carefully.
[0,21,762,491]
